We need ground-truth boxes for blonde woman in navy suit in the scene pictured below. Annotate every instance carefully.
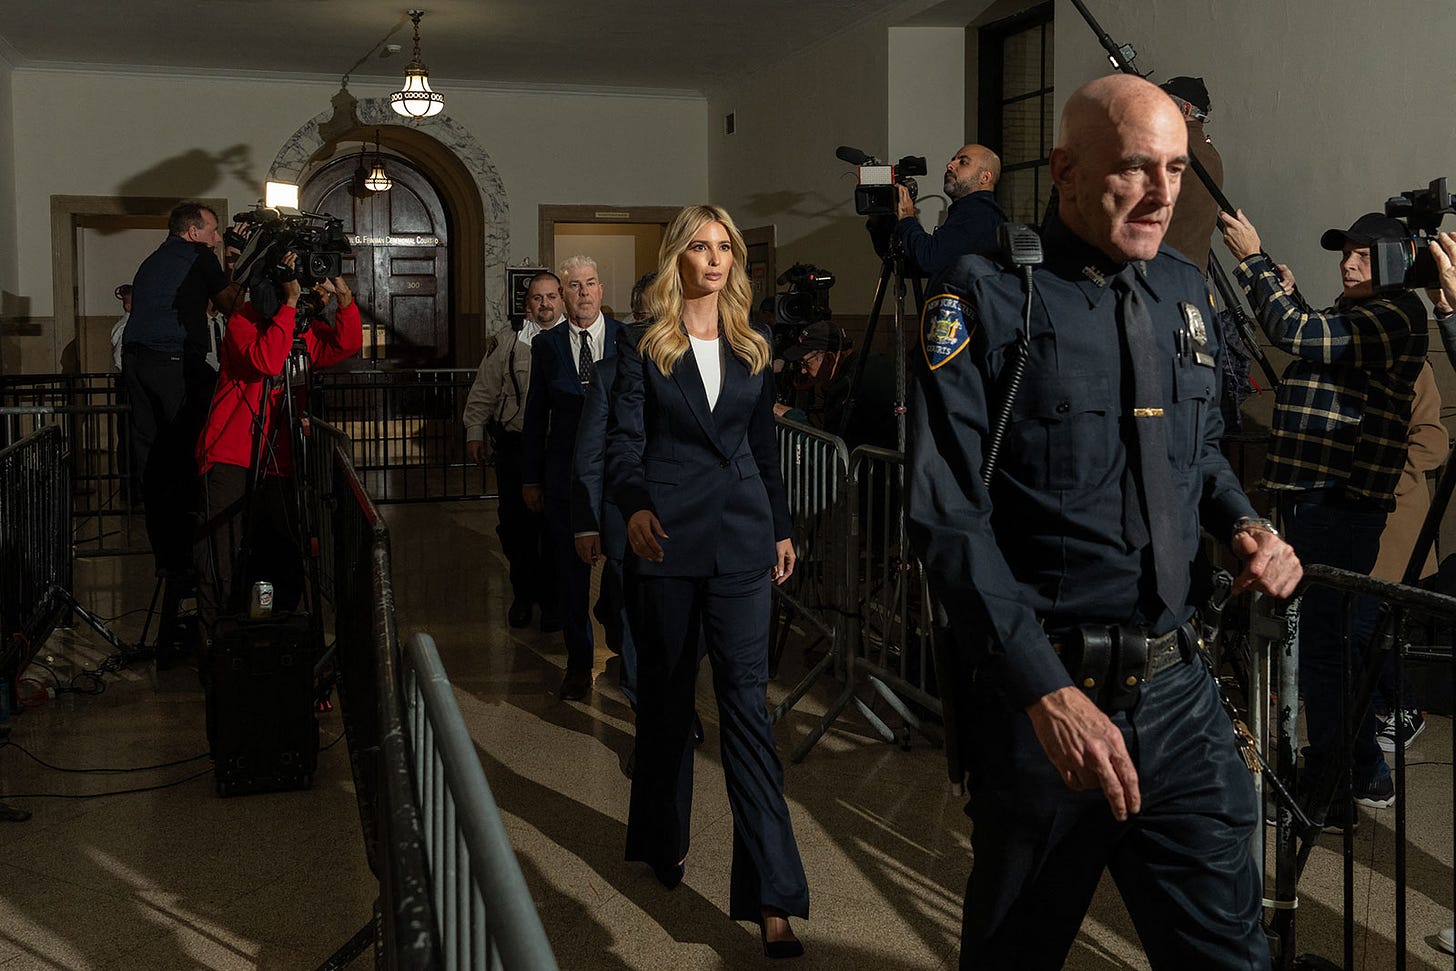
[606,205,807,958]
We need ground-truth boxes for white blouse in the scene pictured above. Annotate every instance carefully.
[689,334,722,410]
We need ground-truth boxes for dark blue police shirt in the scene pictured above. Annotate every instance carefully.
[893,189,1006,278]
[124,234,228,356]
[905,211,1257,708]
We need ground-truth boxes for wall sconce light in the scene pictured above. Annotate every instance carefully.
[390,9,445,120]
[364,129,393,192]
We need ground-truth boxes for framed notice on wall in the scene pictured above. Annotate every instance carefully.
[506,266,549,317]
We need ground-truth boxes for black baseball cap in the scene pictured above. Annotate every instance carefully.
[1160,76,1211,115]
[782,321,849,362]
[1320,212,1410,251]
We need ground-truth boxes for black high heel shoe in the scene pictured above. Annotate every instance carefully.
[758,914,804,959]
[652,861,684,889]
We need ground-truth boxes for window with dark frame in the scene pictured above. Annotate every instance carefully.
[978,3,1054,225]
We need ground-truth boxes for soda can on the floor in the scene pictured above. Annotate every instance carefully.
[249,580,274,619]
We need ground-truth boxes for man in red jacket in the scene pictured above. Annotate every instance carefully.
[194,251,363,636]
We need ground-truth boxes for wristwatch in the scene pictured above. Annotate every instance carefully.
[1232,517,1279,542]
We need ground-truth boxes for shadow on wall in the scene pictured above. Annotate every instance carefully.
[110,145,256,218]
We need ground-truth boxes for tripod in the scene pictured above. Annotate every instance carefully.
[836,231,924,451]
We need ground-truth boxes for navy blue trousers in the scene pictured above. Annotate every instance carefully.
[960,661,1266,969]
[625,567,808,920]
[1279,489,1390,791]
[544,498,593,673]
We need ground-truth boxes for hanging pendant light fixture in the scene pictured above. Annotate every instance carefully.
[364,129,393,192]
[390,9,445,120]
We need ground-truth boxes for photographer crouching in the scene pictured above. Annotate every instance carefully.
[193,249,363,649]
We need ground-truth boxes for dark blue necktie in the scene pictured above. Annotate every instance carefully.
[1112,267,1182,614]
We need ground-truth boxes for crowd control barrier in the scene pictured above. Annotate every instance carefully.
[1,373,141,555]
[323,442,555,970]
[315,368,488,503]
[769,418,943,762]
[1242,566,1456,971]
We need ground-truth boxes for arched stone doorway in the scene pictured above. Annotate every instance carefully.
[268,97,508,368]
[302,153,451,368]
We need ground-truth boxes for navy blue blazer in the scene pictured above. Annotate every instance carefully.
[605,323,791,578]
[570,355,628,559]
[522,317,623,503]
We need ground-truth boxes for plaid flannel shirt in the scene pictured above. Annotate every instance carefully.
[1235,253,1428,509]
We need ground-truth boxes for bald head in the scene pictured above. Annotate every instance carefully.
[1051,74,1190,262]
[944,144,1001,202]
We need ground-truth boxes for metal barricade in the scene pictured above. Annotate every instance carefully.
[403,632,559,971]
[0,372,140,555]
[324,442,555,970]
[316,369,487,503]
[844,445,942,740]
[767,418,852,744]
[0,426,71,667]
[326,444,442,969]
[1244,565,1456,971]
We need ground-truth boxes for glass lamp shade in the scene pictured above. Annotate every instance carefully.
[364,161,393,192]
[390,66,445,119]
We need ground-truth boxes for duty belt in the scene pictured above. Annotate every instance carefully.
[1048,622,1198,713]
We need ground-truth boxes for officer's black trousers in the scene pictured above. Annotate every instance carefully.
[960,661,1266,970]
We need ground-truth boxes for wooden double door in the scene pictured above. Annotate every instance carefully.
[302,154,450,367]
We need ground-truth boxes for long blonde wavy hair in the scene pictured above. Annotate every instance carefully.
[638,205,770,377]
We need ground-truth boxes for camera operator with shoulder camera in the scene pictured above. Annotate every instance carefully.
[1431,231,1456,319]
[1221,208,1428,829]
[193,250,363,640]
[893,144,1006,277]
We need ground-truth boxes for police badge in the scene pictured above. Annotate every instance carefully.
[1179,302,1216,367]
[922,293,975,370]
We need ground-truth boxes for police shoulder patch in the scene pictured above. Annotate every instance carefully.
[922,293,976,370]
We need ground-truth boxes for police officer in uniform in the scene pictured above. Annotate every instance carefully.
[906,74,1302,968]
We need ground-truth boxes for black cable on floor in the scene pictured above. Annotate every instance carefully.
[0,766,213,800]
[0,740,210,774]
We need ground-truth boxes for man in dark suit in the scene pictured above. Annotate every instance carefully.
[523,255,624,700]
[570,353,637,709]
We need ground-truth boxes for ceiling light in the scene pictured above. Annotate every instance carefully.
[390,10,445,120]
[364,130,393,192]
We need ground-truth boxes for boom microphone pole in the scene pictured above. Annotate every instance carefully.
[1068,0,1313,311]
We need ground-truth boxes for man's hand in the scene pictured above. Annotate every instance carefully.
[1275,264,1296,295]
[627,509,668,562]
[1026,686,1141,821]
[1231,527,1303,598]
[575,533,602,566]
[522,483,544,514]
[465,440,487,465]
[330,275,355,309]
[772,538,795,584]
[281,252,302,307]
[1219,210,1263,262]
[1429,231,1456,313]
[894,184,917,221]
[773,402,792,417]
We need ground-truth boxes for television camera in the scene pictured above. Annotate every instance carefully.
[1371,177,1455,293]
[226,206,352,328]
[836,145,927,216]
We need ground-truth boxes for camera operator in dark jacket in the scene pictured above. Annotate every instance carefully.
[193,252,363,636]
[893,144,1006,277]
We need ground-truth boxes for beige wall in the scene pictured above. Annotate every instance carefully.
[0,49,18,325]
[706,11,899,317]
[1,66,707,371]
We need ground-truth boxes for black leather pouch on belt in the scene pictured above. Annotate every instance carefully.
[1051,624,1149,713]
